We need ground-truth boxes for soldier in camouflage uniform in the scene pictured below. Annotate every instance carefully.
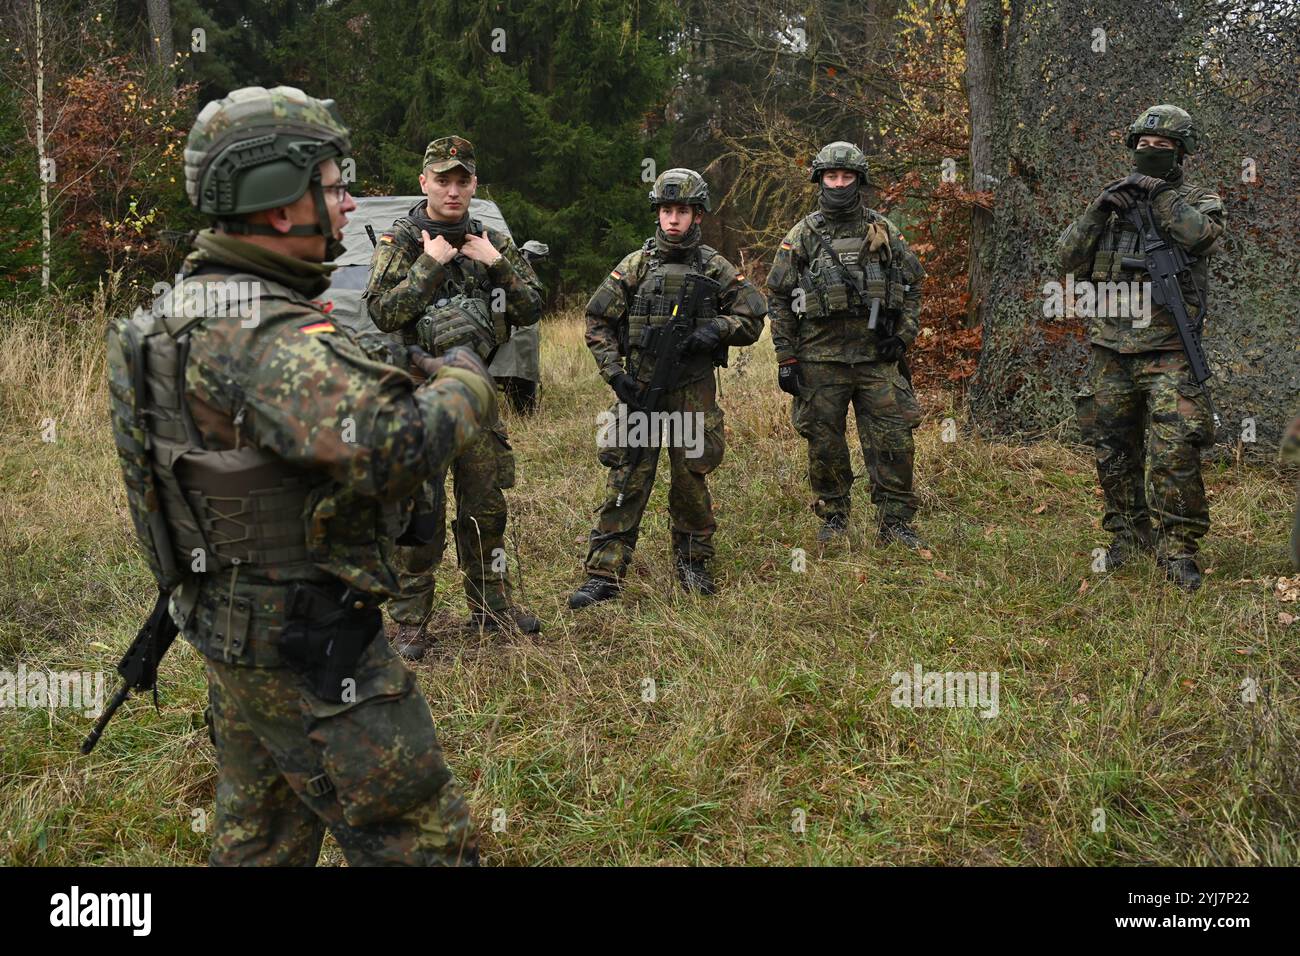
[567,169,767,607]
[110,87,495,865]
[1057,105,1225,591]
[1282,415,1300,570]
[364,136,544,655]
[765,142,927,547]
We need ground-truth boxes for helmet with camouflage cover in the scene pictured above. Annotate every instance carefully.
[809,141,870,183]
[184,86,352,255]
[1125,104,1199,156]
[649,168,710,212]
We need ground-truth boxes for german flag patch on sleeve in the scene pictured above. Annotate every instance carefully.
[610,269,623,280]
[299,320,335,335]
[780,240,793,251]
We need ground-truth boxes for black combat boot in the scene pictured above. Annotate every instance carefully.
[878,519,927,550]
[1158,554,1203,592]
[816,513,849,543]
[391,622,431,661]
[468,606,543,635]
[1103,525,1155,571]
[567,576,622,609]
[675,558,717,595]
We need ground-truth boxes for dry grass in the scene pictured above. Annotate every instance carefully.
[1,292,1298,866]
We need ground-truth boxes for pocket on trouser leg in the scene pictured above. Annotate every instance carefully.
[490,425,516,489]
[1174,381,1217,449]
[304,639,451,828]
[685,404,725,475]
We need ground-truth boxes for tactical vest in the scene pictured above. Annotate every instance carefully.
[625,239,719,374]
[797,212,906,320]
[107,270,326,594]
[1088,189,1211,309]
[395,217,510,354]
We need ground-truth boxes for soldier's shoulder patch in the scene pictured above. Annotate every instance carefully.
[610,269,623,280]
[379,233,394,244]
[780,240,793,250]
[299,319,336,335]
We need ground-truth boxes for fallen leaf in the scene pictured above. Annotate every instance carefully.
[1181,679,1196,690]
[1033,504,1048,514]
[1071,693,1089,705]
[918,548,934,561]
[1275,575,1300,602]
[1279,612,1296,626]
[1077,578,1090,595]
[934,569,953,581]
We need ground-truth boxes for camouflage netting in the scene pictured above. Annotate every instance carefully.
[969,0,1300,456]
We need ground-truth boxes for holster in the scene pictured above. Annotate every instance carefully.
[277,582,382,704]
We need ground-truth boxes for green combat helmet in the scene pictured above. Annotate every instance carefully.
[1125,104,1199,156]
[184,85,352,257]
[809,141,870,183]
[649,168,710,212]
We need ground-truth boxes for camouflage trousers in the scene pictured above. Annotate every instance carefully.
[388,423,516,623]
[203,634,477,866]
[1075,346,1215,557]
[584,375,725,579]
[791,360,921,523]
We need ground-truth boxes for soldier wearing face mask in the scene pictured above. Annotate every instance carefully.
[1058,105,1226,592]
[765,142,928,548]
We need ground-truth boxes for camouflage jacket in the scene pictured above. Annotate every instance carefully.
[1055,170,1225,352]
[363,199,542,342]
[584,234,767,387]
[766,205,925,365]
[176,230,494,603]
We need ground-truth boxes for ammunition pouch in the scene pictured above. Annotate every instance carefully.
[415,294,499,361]
[277,581,382,704]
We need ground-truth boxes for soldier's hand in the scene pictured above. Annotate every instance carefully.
[460,231,504,267]
[610,372,641,408]
[877,336,907,362]
[678,319,725,355]
[409,345,445,381]
[1096,179,1134,213]
[440,345,493,383]
[421,229,457,265]
[777,359,803,397]
[1119,171,1172,200]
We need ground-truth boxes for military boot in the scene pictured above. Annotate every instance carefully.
[467,606,543,636]
[568,576,622,610]
[1102,526,1154,571]
[1158,554,1203,592]
[390,622,432,662]
[878,519,927,550]
[675,558,717,595]
[816,513,849,543]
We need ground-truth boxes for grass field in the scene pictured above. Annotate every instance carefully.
[1,292,1297,866]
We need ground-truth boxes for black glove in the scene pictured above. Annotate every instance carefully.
[610,372,641,408]
[877,336,906,362]
[777,359,803,397]
[1097,179,1137,213]
[678,319,725,356]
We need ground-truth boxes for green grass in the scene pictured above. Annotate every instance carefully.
[1,292,1297,865]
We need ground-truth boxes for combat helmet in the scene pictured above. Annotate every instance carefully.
[185,85,351,252]
[809,141,870,183]
[1125,104,1199,156]
[649,168,710,212]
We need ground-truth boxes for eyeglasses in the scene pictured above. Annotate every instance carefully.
[319,181,352,201]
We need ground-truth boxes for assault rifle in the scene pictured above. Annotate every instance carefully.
[80,590,179,754]
[614,272,722,507]
[1120,200,1221,428]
